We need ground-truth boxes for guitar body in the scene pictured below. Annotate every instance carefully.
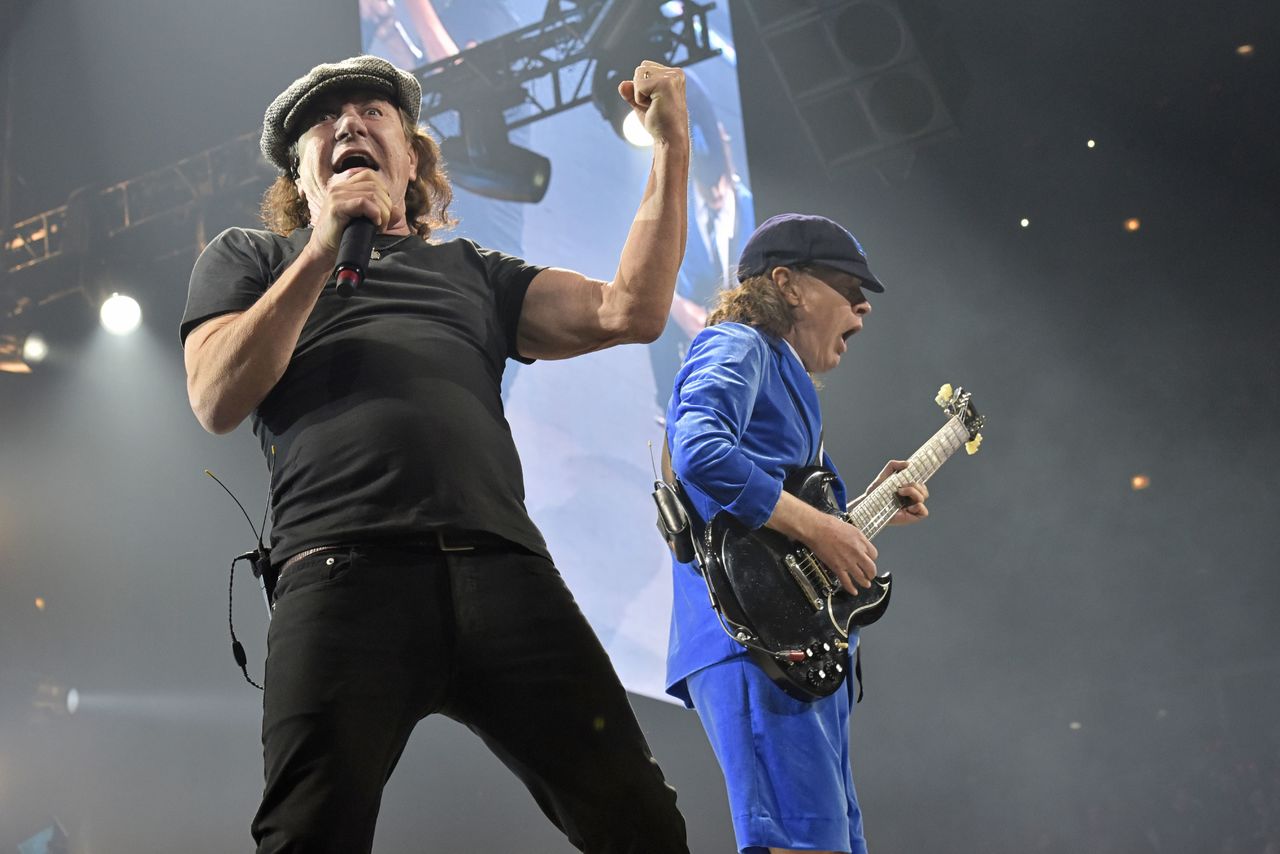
[704,466,893,702]
[687,382,985,702]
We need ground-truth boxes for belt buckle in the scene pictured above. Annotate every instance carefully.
[436,530,475,552]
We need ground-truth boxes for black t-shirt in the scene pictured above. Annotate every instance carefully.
[181,226,550,561]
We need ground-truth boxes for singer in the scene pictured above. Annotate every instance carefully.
[179,55,690,853]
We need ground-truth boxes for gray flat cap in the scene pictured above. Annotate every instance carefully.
[261,55,422,174]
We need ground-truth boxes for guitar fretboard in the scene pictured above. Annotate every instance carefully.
[842,417,969,540]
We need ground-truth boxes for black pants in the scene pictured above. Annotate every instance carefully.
[251,541,688,853]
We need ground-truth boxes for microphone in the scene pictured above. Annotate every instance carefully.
[333,217,376,298]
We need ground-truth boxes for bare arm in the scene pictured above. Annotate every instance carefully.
[402,0,462,60]
[517,61,690,360]
[184,241,336,434]
[185,169,394,434]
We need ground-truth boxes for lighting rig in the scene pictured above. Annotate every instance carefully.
[0,1,719,364]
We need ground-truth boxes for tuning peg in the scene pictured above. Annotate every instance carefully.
[935,383,954,407]
[965,433,983,455]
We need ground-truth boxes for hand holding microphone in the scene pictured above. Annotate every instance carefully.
[312,169,393,298]
[334,217,376,297]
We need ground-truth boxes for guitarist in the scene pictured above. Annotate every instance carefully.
[663,213,930,854]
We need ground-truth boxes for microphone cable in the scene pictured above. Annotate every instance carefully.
[204,446,276,690]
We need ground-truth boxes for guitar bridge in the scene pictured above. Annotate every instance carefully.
[804,551,837,595]
[783,554,824,611]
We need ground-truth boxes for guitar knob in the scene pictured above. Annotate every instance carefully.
[807,664,842,688]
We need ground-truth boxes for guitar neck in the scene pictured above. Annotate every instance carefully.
[843,416,969,540]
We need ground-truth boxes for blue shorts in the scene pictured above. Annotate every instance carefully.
[686,654,866,854]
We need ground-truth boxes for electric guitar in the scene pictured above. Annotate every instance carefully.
[699,384,985,701]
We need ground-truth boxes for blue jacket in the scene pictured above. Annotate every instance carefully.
[665,322,850,705]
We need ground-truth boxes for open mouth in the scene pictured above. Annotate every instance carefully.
[334,153,380,173]
[841,327,858,343]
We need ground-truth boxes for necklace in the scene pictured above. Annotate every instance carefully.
[370,233,416,261]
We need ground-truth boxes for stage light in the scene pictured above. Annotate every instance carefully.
[1237,43,1254,56]
[1069,721,1083,730]
[1020,218,1030,228]
[32,680,79,717]
[586,0,670,140]
[592,65,637,142]
[622,111,654,147]
[1,332,34,373]
[22,332,49,364]
[1124,217,1141,232]
[1087,139,1096,148]
[440,105,551,203]
[1131,474,1150,490]
[100,292,142,335]
[34,597,46,611]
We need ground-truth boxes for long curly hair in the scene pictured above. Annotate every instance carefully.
[706,269,800,338]
[260,109,454,239]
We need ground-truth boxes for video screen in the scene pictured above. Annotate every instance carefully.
[360,0,754,699]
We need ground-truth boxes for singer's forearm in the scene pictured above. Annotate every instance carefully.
[605,141,690,339]
[185,240,335,434]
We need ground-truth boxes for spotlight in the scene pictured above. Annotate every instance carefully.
[440,106,551,203]
[1087,139,1096,148]
[622,111,654,147]
[1124,217,1141,232]
[1020,218,1030,228]
[0,333,33,373]
[32,680,79,717]
[592,64,637,141]
[588,3,670,144]
[22,332,49,365]
[100,292,142,336]
[1131,474,1150,490]
[1236,43,1254,56]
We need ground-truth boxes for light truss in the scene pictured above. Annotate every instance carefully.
[2,0,719,295]
[4,208,67,274]
[2,130,266,281]
[413,0,718,136]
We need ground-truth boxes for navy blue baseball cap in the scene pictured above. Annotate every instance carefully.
[736,213,885,292]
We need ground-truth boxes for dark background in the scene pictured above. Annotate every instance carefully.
[2,0,1278,851]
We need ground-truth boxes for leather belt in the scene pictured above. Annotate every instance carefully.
[276,530,509,576]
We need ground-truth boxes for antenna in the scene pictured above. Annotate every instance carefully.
[204,469,261,543]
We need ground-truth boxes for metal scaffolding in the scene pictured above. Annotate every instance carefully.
[1,1,718,321]
[412,0,717,135]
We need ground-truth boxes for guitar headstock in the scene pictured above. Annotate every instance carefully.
[935,383,986,454]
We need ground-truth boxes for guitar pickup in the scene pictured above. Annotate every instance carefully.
[783,553,824,611]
